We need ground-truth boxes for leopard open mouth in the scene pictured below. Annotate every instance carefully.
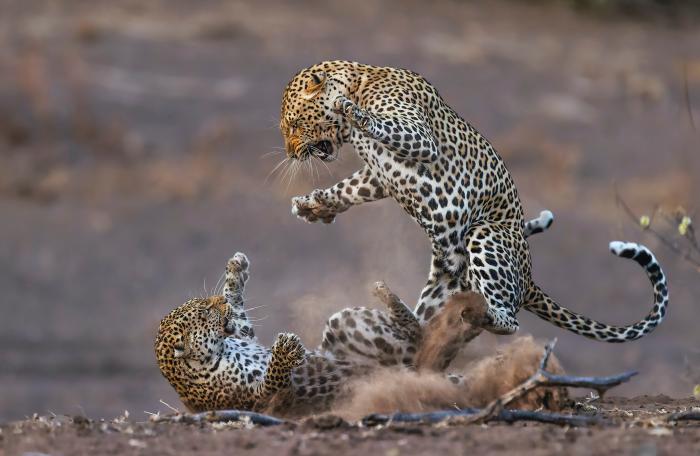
[310,140,335,161]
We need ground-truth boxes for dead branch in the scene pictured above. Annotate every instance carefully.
[362,409,599,427]
[149,410,287,426]
[448,339,636,425]
[667,411,700,422]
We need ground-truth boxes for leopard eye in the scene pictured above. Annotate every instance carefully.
[173,342,186,358]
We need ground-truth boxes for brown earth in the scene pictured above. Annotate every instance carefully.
[1,0,700,446]
[2,396,700,455]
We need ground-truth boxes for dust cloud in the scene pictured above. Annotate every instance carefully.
[332,335,567,421]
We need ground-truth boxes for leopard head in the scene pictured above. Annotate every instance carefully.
[280,61,359,162]
[154,295,238,377]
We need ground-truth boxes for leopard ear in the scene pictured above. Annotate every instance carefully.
[302,71,326,100]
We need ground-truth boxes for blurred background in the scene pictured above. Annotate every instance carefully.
[1,0,699,422]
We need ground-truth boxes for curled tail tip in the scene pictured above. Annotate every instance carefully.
[609,241,658,263]
[539,210,554,226]
[609,241,648,256]
[609,240,637,254]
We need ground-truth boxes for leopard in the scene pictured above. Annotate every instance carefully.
[279,60,669,359]
[155,251,484,414]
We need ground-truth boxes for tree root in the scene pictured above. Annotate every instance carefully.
[667,411,700,422]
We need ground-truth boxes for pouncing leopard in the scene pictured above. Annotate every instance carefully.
[278,60,669,356]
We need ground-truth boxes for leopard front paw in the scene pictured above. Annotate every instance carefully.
[332,95,354,116]
[291,189,337,224]
[272,332,306,368]
[227,252,250,273]
[333,96,371,130]
[225,252,250,286]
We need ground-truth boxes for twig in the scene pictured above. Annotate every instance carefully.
[447,339,636,425]
[614,188,700,271]
[667,411,700,422]
[159,399,181,414]
[683,61,696,131]
[362,409,599,427]
[150,410,287,426]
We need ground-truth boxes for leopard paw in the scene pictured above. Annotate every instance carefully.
[225,252,250,291]
[272,332,306,368]
[332,95,355,116]
[291,189,337,224]
[227,252,250,274]
[333,96,371,129]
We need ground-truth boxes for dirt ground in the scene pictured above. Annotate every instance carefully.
[1,0,700,451]
[2,396,700,455]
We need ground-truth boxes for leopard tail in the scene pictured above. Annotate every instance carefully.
[523,241,668,342]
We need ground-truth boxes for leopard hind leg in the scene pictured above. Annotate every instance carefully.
[465,222,529,335]
[373,281,421,341]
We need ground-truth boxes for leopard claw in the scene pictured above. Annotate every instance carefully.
[333,95,352,114]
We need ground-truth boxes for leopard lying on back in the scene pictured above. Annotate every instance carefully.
[155,252,470,414]
[280,61,669,359]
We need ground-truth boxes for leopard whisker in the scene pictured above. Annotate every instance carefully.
[242,304,267,312]
[202,278,211,297]
[265,157,290,184]
[313,153,334,177]
[214,271,227,295]
[281,159,298,188]
[266,116,282,130]
[261,149,284,159]
[282,160,294,189]
[306,150,321,182]
[295,159,304,185]
[285,161,299,191]
[303,150,314,183]
[313,157,321,181]
[284,160,299,192]
[278,159,291,184]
